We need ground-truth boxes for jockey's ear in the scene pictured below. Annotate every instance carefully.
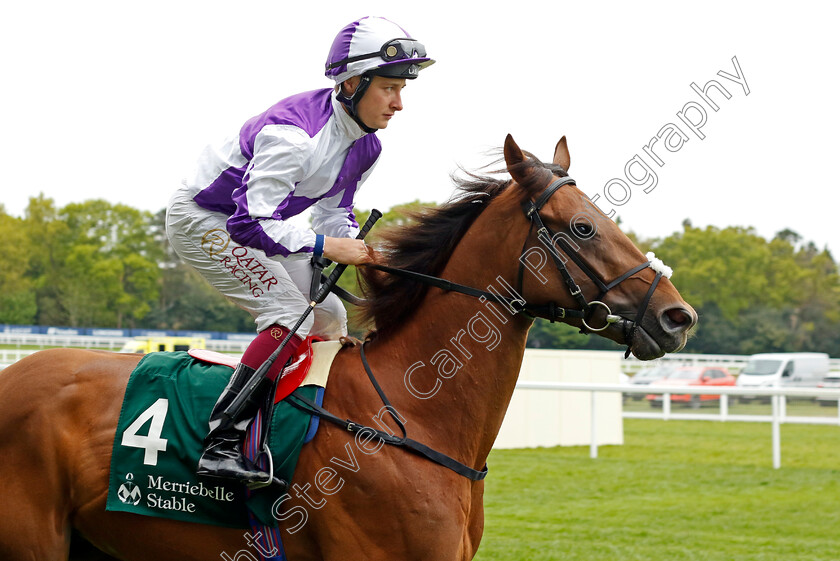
[553,136,570,171]
[341,76,361,96]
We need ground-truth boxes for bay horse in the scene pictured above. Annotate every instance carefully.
[0,135,696,561]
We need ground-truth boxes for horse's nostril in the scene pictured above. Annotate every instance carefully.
[661,307,696,333]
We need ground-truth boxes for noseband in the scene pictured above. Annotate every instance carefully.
[518,176,667,354]
[367,175,668,357]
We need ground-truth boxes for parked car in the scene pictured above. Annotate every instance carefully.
[625,365,676,400]
[816,373,840,407]
[736,353,830,402]
[646,366,736,409]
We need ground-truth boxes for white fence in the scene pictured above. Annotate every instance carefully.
[0,332,130,350]
[0,350,38,366]
[516,381,840,469]
[0,333,251,354]
[621,352,840,374]
[0,336,250,370]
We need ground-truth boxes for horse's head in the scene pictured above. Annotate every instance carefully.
[500,134,696,359]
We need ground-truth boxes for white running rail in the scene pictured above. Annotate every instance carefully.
[515,381,840,469]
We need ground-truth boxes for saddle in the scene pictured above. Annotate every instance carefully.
[105,339,341,529]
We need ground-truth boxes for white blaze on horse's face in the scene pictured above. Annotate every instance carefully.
[503,134,696,360]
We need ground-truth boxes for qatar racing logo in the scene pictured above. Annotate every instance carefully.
[117,473,142,506]
[201,229,230,257]
[199,229,280,298]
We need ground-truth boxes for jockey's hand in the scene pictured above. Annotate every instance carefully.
[323,237,375,266]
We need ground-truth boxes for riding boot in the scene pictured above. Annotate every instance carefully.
[196,363,276,486]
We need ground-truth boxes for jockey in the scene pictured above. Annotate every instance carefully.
[165,16,434,486]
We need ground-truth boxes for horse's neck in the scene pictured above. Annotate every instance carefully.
[369,209,532,465]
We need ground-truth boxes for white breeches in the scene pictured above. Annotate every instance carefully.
[165,191,347,339]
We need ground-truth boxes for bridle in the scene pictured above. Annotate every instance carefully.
[517,176,667,356]
[367,175,668,356]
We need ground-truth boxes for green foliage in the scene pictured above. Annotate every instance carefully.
[654,225,785,316]
[7,195,164,328]
[145,264,254,332]
[0,210,37,323]
[646,223,840,355]
[4,194,840,356]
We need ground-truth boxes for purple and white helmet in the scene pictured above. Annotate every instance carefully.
[325,16,435,84]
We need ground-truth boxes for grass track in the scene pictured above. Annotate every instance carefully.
[475,419,840,560]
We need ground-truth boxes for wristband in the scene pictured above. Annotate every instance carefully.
[314,234,325,258]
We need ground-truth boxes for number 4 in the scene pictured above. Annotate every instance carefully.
[121,398,169,466]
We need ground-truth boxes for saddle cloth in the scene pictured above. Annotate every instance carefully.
[105,339,341,528]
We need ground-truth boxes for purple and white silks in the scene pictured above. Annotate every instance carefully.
[185,88,381,258]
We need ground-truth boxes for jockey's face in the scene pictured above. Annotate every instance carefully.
[344,75,406,130]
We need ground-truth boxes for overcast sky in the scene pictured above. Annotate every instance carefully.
[3,1,838,255]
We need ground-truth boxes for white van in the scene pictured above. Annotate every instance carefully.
[736,353,830,400]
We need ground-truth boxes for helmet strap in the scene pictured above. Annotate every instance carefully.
[337,74,377,134]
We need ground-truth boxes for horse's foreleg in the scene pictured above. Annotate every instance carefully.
[461,481,485,560]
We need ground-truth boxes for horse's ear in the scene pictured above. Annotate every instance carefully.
[504,134,526,181]
[553,136,571,171]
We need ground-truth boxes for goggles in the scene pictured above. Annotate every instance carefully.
[327,38,427,70]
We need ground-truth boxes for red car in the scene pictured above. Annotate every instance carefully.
[646,366,736,408]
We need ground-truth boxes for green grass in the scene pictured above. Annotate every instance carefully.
[475,419,840,560]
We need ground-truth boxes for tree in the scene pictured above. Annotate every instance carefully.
[17,195,164,328]
[22,195,73,325]
[0,209,37,324]
[526,321,589,349]
[651,224,840,356]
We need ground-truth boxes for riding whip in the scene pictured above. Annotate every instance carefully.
[221,209,382,422]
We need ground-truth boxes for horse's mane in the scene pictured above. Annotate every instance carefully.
[358,152,568,334]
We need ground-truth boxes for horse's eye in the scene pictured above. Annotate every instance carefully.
[573,222,593,238]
